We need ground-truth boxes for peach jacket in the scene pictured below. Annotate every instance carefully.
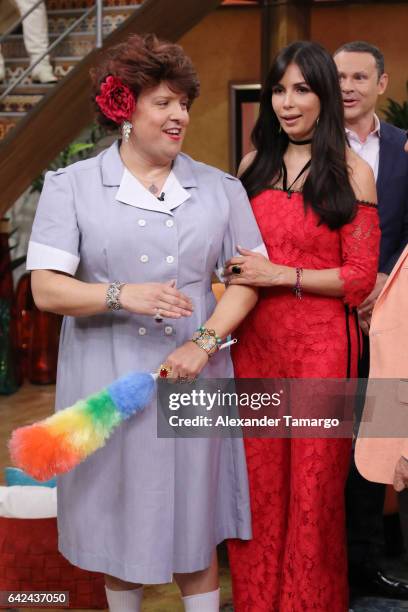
[356,244,408,484]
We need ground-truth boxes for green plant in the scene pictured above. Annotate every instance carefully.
[382,81,408,130]
[31,123,108,193]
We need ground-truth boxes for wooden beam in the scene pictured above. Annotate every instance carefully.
[261,0,311,83]
[0,0,222,216]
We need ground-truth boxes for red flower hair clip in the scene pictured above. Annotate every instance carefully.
[95,75,136,124]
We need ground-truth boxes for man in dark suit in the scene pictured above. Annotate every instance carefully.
[334,41,408,599]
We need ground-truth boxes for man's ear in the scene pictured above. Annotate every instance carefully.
[377,72,389,96]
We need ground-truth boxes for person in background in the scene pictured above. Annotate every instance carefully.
[226,41,380,612]
[0,0,56,84]
[334,41,408,600]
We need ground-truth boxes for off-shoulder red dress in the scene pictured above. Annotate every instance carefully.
[227,188,380,612]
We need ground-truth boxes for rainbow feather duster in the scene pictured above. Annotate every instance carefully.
[9,372,155,481]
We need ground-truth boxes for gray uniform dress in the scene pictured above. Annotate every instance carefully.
[26,141,265,584]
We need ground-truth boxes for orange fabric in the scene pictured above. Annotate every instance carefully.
[212,282,226,302]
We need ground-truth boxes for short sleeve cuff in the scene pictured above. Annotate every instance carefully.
[26,241,79,275]
[215,241,268,282]
[251,243,268,257]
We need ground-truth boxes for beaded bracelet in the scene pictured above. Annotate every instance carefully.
[191,326,222,357]
[293,267,303,300]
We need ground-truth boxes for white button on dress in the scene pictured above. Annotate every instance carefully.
[138,219,146,227]
[138,327,147,336]
[166,219,174,228]
[164,326,173,335]
[140,254,149,263]
[166,255,174,264]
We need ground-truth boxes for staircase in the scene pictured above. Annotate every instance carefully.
[0,0,223,216]
[0,1,141,140]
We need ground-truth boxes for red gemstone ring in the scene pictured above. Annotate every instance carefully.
[159,364,172,379]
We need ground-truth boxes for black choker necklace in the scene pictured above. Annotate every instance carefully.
[288,137,312,145]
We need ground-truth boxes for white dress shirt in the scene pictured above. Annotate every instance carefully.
[346,114,381,180]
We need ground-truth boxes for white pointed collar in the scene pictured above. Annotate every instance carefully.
[115,167,191,216]
[346,113,381,142]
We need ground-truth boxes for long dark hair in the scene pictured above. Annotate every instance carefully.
[241,41,356,229]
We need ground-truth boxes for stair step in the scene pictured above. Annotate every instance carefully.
[0,116,21,140]
[4,57,80,84]
[46,4,140,15]
[0,84,55,95]
[2,32,95,60]
[0,94,43,114]
[2,6,138,39]
[46,0,142,9]
[2,5,138,61]
[47,8,135,36]
[2,33,96,59]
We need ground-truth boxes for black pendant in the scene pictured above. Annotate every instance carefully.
[287,190,292,199]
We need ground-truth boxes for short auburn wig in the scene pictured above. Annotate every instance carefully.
[91,33,200,130]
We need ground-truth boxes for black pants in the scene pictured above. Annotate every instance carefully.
[346,333,386,580]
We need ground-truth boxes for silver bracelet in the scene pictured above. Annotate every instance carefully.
[106,281,125,311]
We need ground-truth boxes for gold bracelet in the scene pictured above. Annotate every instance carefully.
[191,326,222,357]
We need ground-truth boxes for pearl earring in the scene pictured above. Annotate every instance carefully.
[122,120,132,142]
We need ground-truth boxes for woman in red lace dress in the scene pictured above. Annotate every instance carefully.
[226,42,380,611]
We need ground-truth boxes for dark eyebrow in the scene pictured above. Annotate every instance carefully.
[274,81,308,88]
[153,94,188,102]
[353,71,368,78]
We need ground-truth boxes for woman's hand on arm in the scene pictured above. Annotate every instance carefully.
[31,270,193,318]
[224,247,345,297]
[224,246,292,287]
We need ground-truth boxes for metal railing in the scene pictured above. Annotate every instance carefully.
[0,0,104,103]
